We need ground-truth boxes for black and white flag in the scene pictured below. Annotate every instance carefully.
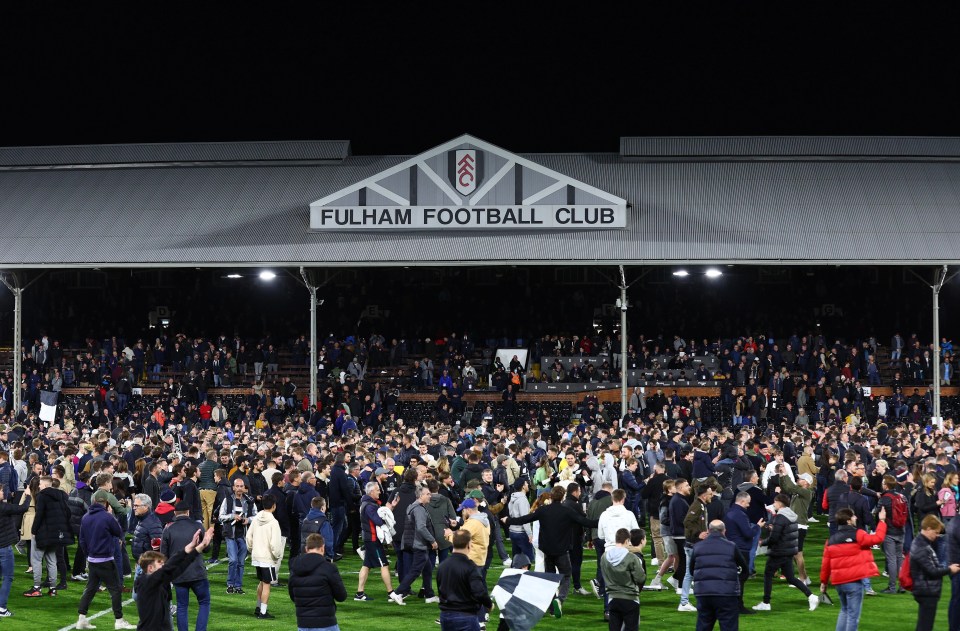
[492,569,562,631]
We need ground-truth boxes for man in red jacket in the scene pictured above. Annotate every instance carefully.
[819,506,887,631]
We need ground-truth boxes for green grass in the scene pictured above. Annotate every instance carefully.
[9,521,954,630]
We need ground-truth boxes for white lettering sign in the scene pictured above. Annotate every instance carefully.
[309,205,627,230]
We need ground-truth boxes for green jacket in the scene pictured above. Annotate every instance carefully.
[600,546,645,602]
[586,492,613,540]
[779,475,812,527]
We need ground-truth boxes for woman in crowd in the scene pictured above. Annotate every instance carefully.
[909,515,960,631]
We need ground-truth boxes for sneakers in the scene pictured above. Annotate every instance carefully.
[502,557,512,567]
[550,598,562,618]
[22,587,42,598]
[114,620,136,630]
[47,588,57,597]
[808,516,818,523]
[388,591,406,606]
[804,577,811,586]
[425,596,440,604]
[354,592,373,601]
[865,588,877,596]
[675,588,684,595]
[808,594,820,610]
[76,615,96,629]
[648,575,663,590]
[234,587,245,595]
[667,576,679,589]
[0,609,10,617]
[226,586,236,594]
[881,571,889,577]
[752,602,771,611]
[255,612,276,620]
[677,603,697,612]
[880,587,898,594]
[650,557,659,566]
[72,574,86,581]
[590,578,601,598]
[574,587,591,596]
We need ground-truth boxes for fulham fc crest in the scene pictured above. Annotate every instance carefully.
[449,149,483,196]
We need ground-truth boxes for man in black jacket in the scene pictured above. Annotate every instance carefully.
[0,485,30,616]
[289,533,346,630]
[130,494,162,586]
[136,526,214,631]
[753,494,817,612]
[690,520,748,631]
[28,476,71,597]
[160,502,209,631]
[328,454,355,555]
[503,485,598,608]
[437,530,493,631]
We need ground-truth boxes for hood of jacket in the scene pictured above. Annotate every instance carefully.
[469,511,490,527]
[290,551,327,577]
[428,494,449,510]
[777,507,798,522]
[737,482,758,492]
[305,508,326,521]
[605,545,629,566]
[298,484,317,496]
[252,510,276,526]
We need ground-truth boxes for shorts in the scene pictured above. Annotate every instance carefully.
[797,528,807,552]
[363,541,389,568]
[661,535,677,556]
[256,566,278,583]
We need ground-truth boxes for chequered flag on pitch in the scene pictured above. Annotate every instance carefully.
[491,569,562,631]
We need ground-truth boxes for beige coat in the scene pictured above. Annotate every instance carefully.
[19,493,35,540]
[246,509,283,567]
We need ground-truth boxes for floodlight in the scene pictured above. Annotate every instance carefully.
[259,271,277,281]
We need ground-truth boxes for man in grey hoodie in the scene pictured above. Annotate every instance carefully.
[600,528,645,631]
[392,486,438,604]
[507,479,534,561]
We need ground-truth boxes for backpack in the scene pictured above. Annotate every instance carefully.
[492,465,508,489]
[898,553,913,591]
[883,491,908,529]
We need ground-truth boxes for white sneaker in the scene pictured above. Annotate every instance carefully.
[677,603,697,612]
[808,594,819,611]
[77,616,96,630]
[667,576,679,589]
[804,577,811,586]
[808,517,819,523]
[115,620,136,630]
[676,588,683,595]
[752,602,771,611]
[575,587,591,596]
[502,558,512,567]
[389,591,406,606]
[648,576,663,590]
[590,578,601,598]
[650,557,659,566]
[425,596,440,604]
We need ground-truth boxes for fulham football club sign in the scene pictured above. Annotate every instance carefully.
[309,134,627,231]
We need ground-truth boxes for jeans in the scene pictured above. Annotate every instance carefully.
[175,579,211,631]
[329,505,347,552]
[681,546,694,605]
[695,594,738,631]
[609,598,639,631]
[0,546,12,610]
[749,528,761,573]
[594,539,609,612]
[834,581,864,631]
[226,538,247,588]
[509,532,534,561]
[439,611,481,631]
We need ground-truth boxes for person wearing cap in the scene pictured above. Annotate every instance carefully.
[160,498,209,630]
[779,466,815,586]
[437,530,493,631]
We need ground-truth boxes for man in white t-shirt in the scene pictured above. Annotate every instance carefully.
[597,489,640,548]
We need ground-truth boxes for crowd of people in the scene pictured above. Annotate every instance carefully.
[0,329,958,630]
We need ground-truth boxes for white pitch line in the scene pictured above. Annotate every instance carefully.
[57,597,135,631]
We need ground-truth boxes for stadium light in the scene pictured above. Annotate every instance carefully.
[672,270,689,277]
[705,268,723,279]
[259,270,277,281]
[226,274,242,279]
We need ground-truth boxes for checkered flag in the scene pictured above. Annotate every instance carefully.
[491,569,562,631]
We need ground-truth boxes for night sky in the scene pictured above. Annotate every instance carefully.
[3,7,960,154]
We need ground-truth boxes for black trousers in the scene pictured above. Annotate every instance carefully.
[674,540,687,584]
[78,560,124,619]
[396,549,434,597]
[569,544,584,589]
[544,551,572,602]
[914,594,940,631]
[209,522,223,560]
[696,594,740,631]
[72,545,87,576]
[763,554,810,602]
[608,598,639,631]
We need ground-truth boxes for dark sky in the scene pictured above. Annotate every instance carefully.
[2,6,960,155]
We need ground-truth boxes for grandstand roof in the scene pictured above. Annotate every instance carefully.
[2,135,960,268]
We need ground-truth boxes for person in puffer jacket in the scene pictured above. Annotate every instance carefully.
[754,493,818,612]
[819,507,887,631]
[289,533,347,631]
[910,514,960,631]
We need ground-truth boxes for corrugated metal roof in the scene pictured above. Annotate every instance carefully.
[1,138,960,267]
[620,136,960,159]
[0,140,351,167]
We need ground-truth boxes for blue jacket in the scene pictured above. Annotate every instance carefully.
[328,464,355,510]
[668,493,690,538]
[79,503,123,559]
[301,508,336,558]
[723,503,760,553]
[690,532,747,597]
[620,469,643,513]
[692,451,716,479]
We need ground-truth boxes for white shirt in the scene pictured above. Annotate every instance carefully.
[597,504,640,547]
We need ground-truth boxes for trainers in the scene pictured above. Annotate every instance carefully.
[575,587,591,596]
[47,588,57,597]
[255,612,275,620]
[808,593,820,610]
[648,575,663,590]
[234,587,245,595]
[590,578,601,598]
[502,557,512,567]
[667,576,679,589]
[865,588,877,596]
[388,591,406,606]
[551,598,562,618]
[677,603,697,612]
[72,574,86,581]
[425,596,440,604]
[808,517,818,523]
[0,609,10,618]
[76,615,96,629]
[115,620,136,630]
[650,557,659,566]
[880,587,898,594]
[354,592,373,601]
[881,571,889,577]
[22,587,42,598]
[752,602,771,611]
[804,577,811,586]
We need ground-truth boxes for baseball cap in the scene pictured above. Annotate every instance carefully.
[468,489,485,500]
[457,498,478,511]
[798,473,814,485]
[375,467,390,476]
